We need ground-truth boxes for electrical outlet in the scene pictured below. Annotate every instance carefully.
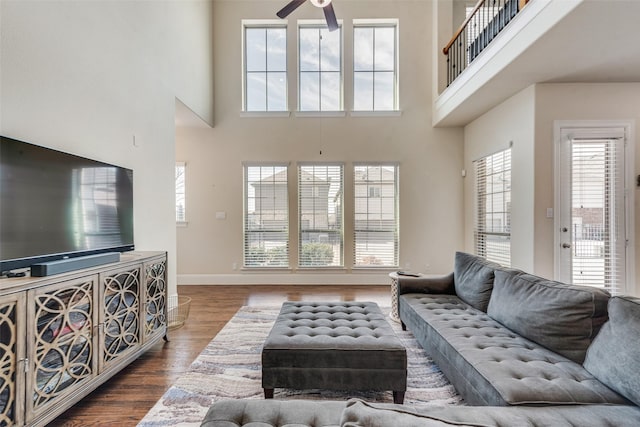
[232,262,237,271]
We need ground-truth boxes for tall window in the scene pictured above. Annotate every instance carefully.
[353,22,398,111]
[298,164,343,266]
[244,164,289,267]
[175,162,186,223]
[298,24,342,111]
[474,149,511,266]
[354,164,399,267]
[243,23,287,112]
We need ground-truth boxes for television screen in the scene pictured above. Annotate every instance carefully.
[0,136,134,273]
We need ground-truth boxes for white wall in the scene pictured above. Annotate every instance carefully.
[464,83,640,296]
[176,0,465,284]
[464,86,536,272]
[534,83,640,295]
[0,0,214,296]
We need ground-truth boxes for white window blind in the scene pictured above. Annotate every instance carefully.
[175,162,186,222]
[354,164,399,267]
[568,135,625,293]
[474,149,511,267]
[243,23,287,112]
[298,24,342,112]
[298,164,343,267]
[244,164,289,267]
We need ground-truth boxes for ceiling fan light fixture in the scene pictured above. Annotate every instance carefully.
[310,0,331,8]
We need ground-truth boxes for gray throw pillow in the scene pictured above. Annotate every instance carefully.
[584,296,640,406]
[453,252,500,312]
[487,271,610,363]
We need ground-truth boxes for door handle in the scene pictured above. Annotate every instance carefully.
[561,243,571,249]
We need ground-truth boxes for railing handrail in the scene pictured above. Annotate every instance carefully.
[443,0,486,55]
[443,0,529,56]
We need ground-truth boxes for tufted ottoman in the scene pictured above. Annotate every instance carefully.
[261,301,407,403]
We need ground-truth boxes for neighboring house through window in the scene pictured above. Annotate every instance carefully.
[354,164,399,267]
[353,21,398,111]
[298,23,342,111]
[298,164,344,266]
[243,22,287,112]
[474,148,511,266]
[175,162,186,223]
[243,164,289,267]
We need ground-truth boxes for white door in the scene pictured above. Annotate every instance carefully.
[555,123,630,294]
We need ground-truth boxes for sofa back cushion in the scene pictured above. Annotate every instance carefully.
[584,296,640,406]
[453,252,501,312]
[487,271,610,363]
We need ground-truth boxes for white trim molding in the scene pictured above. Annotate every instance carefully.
[177,273,391,286]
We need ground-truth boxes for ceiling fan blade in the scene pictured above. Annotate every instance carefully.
[323,3,338,31]
[277,0,306,18]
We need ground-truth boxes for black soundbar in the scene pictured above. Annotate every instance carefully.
[31,252,121,277]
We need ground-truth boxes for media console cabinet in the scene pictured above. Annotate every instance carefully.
[0,251,167,427]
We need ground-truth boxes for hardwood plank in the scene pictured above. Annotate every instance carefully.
[48,284,390,426]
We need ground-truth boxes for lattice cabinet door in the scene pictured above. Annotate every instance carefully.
[143,258,167,342]
[0,292,25,427]
[25,276,98,424]
[98,266,142,373]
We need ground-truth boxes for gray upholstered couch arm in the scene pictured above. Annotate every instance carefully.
[397,272,455,296]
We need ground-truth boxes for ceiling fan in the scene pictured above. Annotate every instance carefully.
[276,0,339,32]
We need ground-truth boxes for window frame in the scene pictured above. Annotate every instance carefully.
[352,19,399,112]
[175,162,187,225]
[474,148,511,267]
[353,163,399,268]
[297,20,344,114]
[241,20,289,113]
[243,163,291,268]
[297,162,345,268]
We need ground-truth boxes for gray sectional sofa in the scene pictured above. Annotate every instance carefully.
[201,252,640,426]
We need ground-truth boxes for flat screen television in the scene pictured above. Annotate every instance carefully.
[0,136,134,275]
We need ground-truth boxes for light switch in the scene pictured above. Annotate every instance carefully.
[215,211,226,220]
[546,208,553,218]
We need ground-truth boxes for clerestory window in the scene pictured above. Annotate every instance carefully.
[243,22,288,112]
[298,23,343,112]
[353,21,398,111]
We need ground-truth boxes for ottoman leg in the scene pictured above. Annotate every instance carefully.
[393,391,405,404]
[264,388,274,399]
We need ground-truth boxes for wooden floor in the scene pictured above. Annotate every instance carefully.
[49,284,390,426]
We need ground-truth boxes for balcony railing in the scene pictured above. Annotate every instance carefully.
[443,0,529,86]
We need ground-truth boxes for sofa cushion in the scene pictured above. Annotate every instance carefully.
[201,399,345,427]
[487,270,610,363]
[584,296,640,406]
[399,293,626,406]
[453,252,501,312]
[341,399,640,427]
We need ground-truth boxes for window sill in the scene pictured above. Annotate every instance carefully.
[240,111,291,118]
[295,111,346,118]
[240,267,293,272]
[350,110,402,117]
[295,267,348,272]
[176,221,188,228]
[351,266,399,273]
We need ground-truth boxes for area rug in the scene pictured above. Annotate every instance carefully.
[138,306,461,426]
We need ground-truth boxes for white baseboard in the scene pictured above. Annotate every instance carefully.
[177,272,391,286]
